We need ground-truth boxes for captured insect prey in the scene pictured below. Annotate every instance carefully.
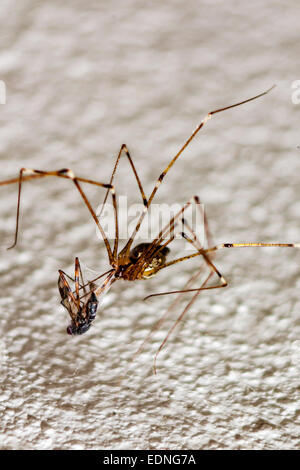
[58,257,99,336]
[1,85,299,373]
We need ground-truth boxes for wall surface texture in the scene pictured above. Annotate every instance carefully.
[0,0,299,450]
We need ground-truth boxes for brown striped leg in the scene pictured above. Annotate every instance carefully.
[135,193,209,273]
[153,271,215,374]
[205,242,300,254]
[120,222,212,380]
[59,258,86,300]
[141,232,227,373]
[0,168,115,264]
[144,232,227,300]
[193,195,214,248]
[100,144,147,213]
[148,239,300,295]
[148,230,227,373]
[97,144,148,260]
[119,264,207,382]
[74,257,81,309]
[152,241,300,372]
[119,86,275,258]
[179,196,212,250]
[146,240,300,279]
[133,198,195,274]
[134,195,216,278]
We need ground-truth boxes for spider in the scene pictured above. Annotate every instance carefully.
[1,85,298,372]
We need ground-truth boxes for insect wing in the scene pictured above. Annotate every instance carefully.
[58,272,80,322]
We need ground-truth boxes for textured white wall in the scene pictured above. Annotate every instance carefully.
[0,0,299,450]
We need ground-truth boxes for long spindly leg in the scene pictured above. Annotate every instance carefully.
[135,194,207,274]
[139,243,202,278]
[152,240,300,372]
[121,226,223,378]
[146,238,300,300]
[74,257,81,309]
[133,194,216,282]
[120,264,207,382]
[148,228,228,373]
[133,197,194,274]
[192,195,214,248]
[100,144,148,212]
[147,239,300,279]
[205,242,300,254]
[59,257,87,297]
[137,192,216,277]
[174,195,212,251]
[152,271,220,374]
[98,144,147,260]
[119,216,207,380]
[148,195,211,265]
[119,86,275,258]
[131,231,225,375]
[0,168,115,264]
[189,200,300,256]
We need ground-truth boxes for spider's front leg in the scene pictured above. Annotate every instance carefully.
[0,167,115,264]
